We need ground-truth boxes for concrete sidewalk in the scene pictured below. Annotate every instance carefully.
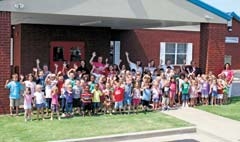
[163,107,240,142]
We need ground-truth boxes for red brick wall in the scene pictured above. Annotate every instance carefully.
[112,29,200,67]
[15,24,111,75]
[200,23,226,74]
[0,11,11,114]
[225,19,240,69]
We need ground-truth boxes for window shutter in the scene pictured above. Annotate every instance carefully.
[186,43,193,65]
[160,42,166,65]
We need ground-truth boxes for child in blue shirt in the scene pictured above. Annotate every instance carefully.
[5,74,24,116]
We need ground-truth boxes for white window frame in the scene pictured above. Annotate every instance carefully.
[111,41,121,65]
[160,42,192,65]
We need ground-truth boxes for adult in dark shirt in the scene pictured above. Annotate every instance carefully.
[76,60,90,75]
[185,61,202,76]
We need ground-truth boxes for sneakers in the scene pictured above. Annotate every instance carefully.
[58,117,61,120]
[61,113,66,117]
[50,117,53,120]
[25,118,27,122]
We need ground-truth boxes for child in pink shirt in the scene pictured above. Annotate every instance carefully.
[51,86,60,120]
[23,87,33,122]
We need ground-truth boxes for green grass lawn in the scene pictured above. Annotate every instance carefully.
[197,97,240,121]
[0,111,190,142]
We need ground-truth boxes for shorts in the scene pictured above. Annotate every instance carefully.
[45,98,52,109]
[10,99,20,107]
[201,94,209,98]
[24,104,32,110]
[93,102,100,109]
[82,103,92,111]
[73,98,81,107]
[123,98,132,106]
[114,101,123,109]
[51,104,59,112]
[217,94,223,99]
[36,103,45,109]
[152,98,159,103]
[211,91,218,97]
[182,93,189,101]
[141,100,150,107]
[132,99,141,106]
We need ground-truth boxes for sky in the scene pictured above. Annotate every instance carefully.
[202,0,240,16]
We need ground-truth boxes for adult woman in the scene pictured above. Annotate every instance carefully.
[218,63,234,103]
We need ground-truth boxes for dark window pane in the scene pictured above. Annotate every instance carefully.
[165,54,175,64]
[70,47,81,61]
[177,43,187,53]
[176,54,186,64]
[53,46,64,61]
[165,43,175,53]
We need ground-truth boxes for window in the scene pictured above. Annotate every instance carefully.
[160,42,192,65]
[53,46,64,61]
[70,46,81,61]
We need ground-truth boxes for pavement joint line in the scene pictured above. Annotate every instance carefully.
[49,126,196,142]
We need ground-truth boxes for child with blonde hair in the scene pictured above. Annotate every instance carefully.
[151,80,160,110]
[132,82,141,113]
[34,85,45,120]
[51,86,60,120]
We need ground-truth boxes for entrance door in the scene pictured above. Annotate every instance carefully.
[50,41,85,72]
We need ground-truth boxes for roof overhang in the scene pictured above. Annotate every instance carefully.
[0,0,229,29]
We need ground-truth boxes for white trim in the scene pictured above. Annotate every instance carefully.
[10,38,13,66]
[160,42,166,65]
[186,43,193,64]
[113,41,120,65]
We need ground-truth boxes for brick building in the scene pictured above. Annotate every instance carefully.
[0,0,240,114]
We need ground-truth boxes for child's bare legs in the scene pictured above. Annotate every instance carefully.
[24,109,28,121]
[36,109,40,120]
[15,107,19,116]
[41,108,44,120]
[178,92,181,105]
[51,111,54,120]
[9,106,13,116]
[28,109,32,120]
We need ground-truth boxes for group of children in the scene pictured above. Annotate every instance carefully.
[4,53,233,122]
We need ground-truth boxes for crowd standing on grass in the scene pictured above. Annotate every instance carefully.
[4,51,234,122]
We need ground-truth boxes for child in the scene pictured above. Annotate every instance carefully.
[64,84,74,117]
[51,86,60,120]
[103,83,113,115]
[190,80,198,107]
[5,73,24,116]
[45,73,58,116]
[169,77,177,107]
[217,79,224,105]
[181,77,190,108]
[123,77,132,114]
[162,80,170,111]
[151,80,160,110]
[73,79,83,115]
[34,85,45,120]
[141,83,152,112]
[113,81,124,114]
[210,79,218,106]
[132,82,141,114]
[201,75,210,105]
[91,84,103,115]
[23,87,33,122]
[81,85,92,117]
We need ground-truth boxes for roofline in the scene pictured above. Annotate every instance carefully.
[228,12,240,22]
[187,0,232,21]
